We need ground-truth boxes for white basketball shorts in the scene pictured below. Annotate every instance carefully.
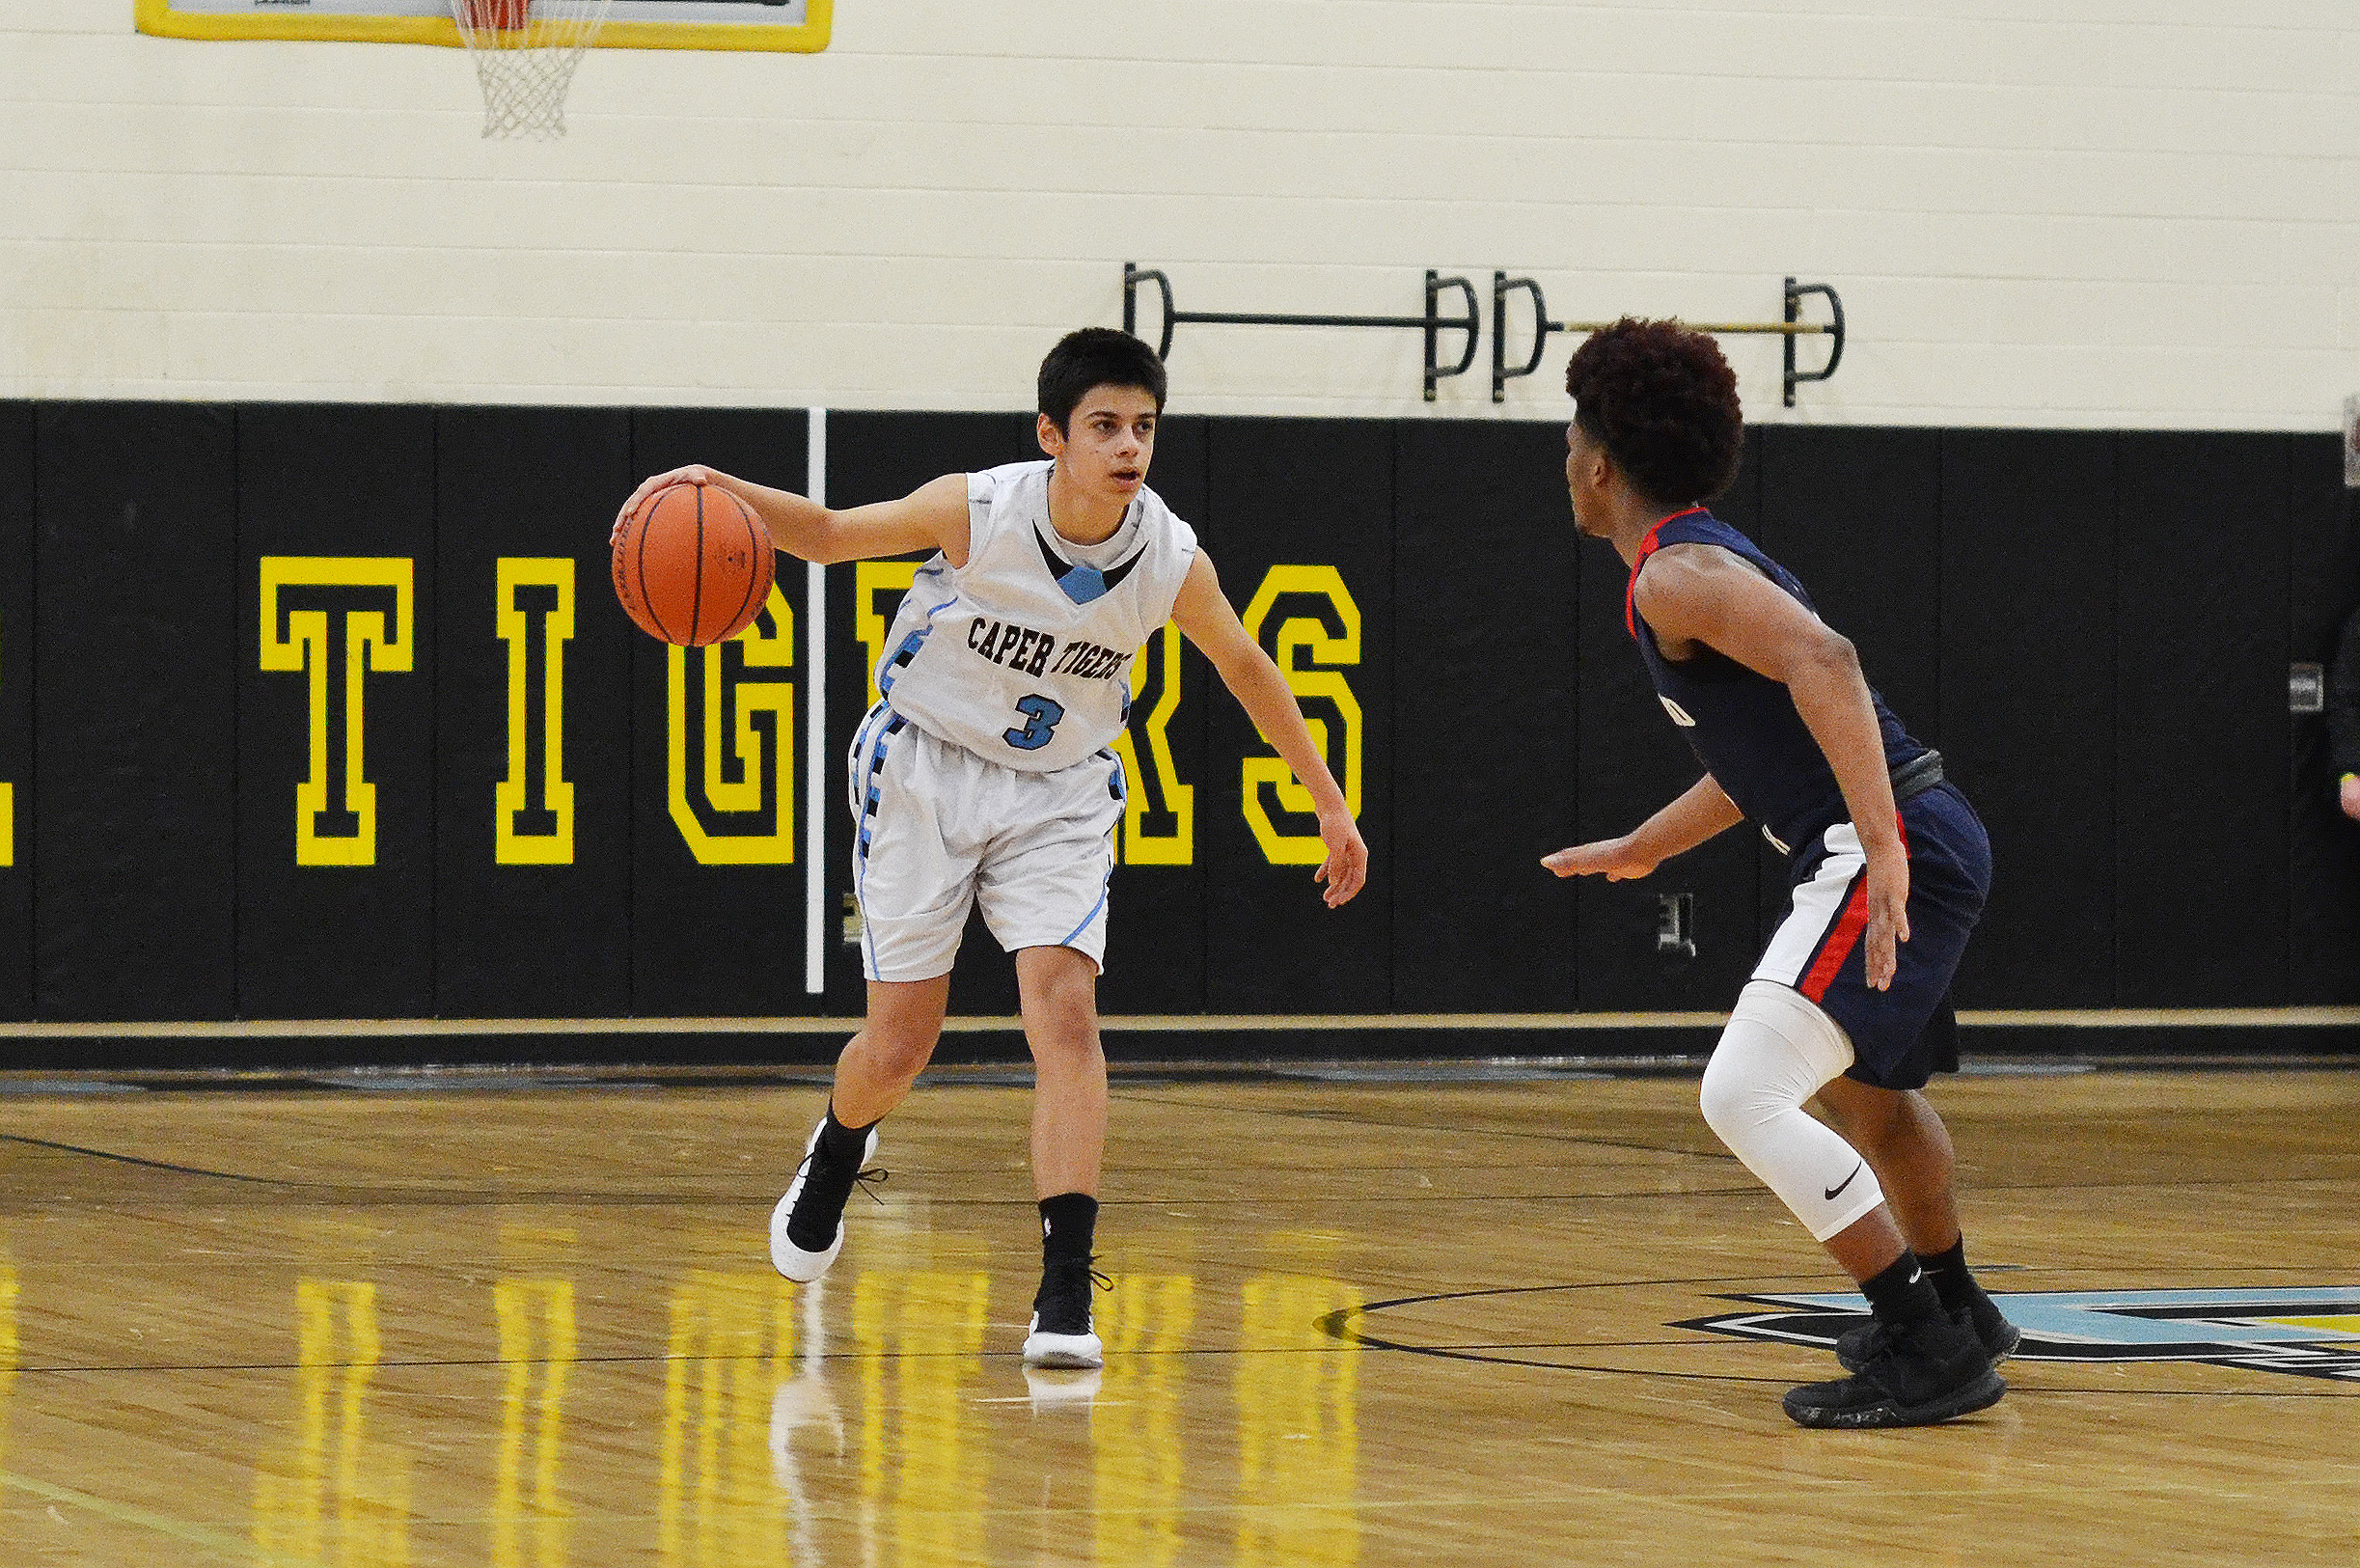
[846,702,1126,983]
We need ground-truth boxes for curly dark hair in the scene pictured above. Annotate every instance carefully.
[1563,318,1743,504]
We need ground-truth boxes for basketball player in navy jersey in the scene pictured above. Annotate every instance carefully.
[617,329,1367,1371]
[1544,319,2017,1428]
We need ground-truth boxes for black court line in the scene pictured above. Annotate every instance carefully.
[1323,1285,2360,1398]
[9,1127,2342,1210]
[1109,1089,1730,1163]
[0,1134,1767,1207]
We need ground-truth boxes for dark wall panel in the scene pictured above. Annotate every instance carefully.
[433,407,637,1017]
[1938,429,2117,1007]
[627,408,815,1020]
[236,406,438,1017]
[1575,441,1763,1009]
[35,403,238,1021]
[0,407,30,1019]
[1756,426,1943,744]
[1200,419,1393,1011]
[1100,415,1210,1016]
[2288,435,2360,1003]
[826,412,1037,1019]
[2115,432,2290,1004]
[1391,421,1579,1011]
[1751,428,1942,965]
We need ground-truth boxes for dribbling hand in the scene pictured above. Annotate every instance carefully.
[1541,838,1659,881]
[612,465,717,547]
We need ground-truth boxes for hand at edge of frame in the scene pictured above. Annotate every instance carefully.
[1314,805,1369,908]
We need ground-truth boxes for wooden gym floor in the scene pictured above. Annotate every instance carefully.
[0,1059,2351,1566]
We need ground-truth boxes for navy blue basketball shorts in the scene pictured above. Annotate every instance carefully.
[1750,784,1991,1090]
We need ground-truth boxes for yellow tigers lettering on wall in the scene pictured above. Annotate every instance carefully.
[496,559,574,866]
[1113,622,1193,865]
[854,561,921,709]
[1239,565,1362,866]
[668,586,795,865]
[259,558,415,867]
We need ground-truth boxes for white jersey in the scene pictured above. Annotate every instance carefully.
[873,460,1198,772]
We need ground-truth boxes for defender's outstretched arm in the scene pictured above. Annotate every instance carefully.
[1544,773,1743,881]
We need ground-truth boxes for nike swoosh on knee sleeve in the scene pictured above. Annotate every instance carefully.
[1824,1162,1865,1201]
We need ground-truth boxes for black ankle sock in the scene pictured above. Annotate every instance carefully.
[1918,1237,1981,1315]
[1859,1249,1945,1329]
[817,1105,875,1168]
[1038,1193,1098,1265]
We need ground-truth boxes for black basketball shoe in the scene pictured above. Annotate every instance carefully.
[1783,1313,2007,1429]
[1836,1297,2020,1373]
[1023,1256,1107,1368]
[768,1118,881,1283]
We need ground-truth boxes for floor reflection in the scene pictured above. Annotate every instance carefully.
[254,1279,412,1568]
[236,1253,1364,1565]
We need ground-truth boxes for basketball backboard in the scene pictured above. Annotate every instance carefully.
[135,0,831,51]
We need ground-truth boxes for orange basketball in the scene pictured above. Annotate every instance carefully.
[612,481,777,646]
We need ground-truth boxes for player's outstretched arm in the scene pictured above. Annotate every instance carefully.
[611,467,971,567]
[1169,551,1368,908]
[1543,774,1742,880]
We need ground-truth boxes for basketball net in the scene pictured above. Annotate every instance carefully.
[448,0,616,139]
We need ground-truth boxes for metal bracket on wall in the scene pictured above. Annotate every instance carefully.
[1492,274,1846,407]
[1123,263,1481,401]
[1655,892,1697,960]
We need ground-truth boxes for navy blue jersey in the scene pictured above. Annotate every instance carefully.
[1628,508,1928,856]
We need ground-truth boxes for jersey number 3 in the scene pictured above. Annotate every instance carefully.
[1003,693,1065,751]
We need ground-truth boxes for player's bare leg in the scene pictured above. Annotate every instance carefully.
[1014,944,1108,1367]
[831,976,953,1127]
[1812,1076,2018,1371]
[770,976,949,1283]
[1812,1079,1959,1251]
[1015,945,1107,1198]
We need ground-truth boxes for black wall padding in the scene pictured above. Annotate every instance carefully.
[1575,438,1764,1010]
[0,406,33,1019]
[235,405,439,1018]
[1391,421,1581,1011]
[2,403,2353,1054]
[433,406,636,1018]
[1199,419,1394,1012]
[1939,430,2118,1007]
[1750,428,1944,970]
[826,412,1036,1019]
[2114,433,2291,1005]
[1758,427,1944,743]
[625,407,816,1020]
[35,403,238,1022]
[1099,415,1211,1015]
[2287,435,2360,1003]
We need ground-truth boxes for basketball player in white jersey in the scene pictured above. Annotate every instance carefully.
[615,329,1367,1368]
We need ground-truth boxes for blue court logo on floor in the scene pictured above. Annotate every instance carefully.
[1679,1288,2360,1383]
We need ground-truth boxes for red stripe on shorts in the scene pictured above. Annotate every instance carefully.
[1798,872,1870,1003]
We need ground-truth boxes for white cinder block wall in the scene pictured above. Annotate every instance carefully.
[3,0,2355,426]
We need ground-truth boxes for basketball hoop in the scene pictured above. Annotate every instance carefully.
[449,0,615,139]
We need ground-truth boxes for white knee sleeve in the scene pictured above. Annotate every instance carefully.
[1699,980,1887,1242]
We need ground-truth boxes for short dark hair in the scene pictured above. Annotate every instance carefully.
[1564,318,1744,505]
[1038,327,1167,432]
